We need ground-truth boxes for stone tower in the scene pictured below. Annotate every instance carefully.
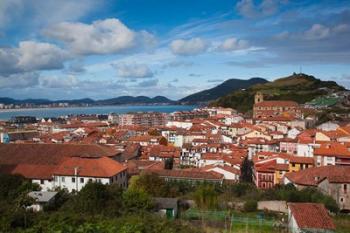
[255,92,264,104]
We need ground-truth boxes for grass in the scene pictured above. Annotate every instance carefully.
[181,208,285,232]
[334,215,350,233]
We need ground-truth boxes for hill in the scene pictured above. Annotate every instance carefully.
[96,96,174,105]
[212,73,346,113]
[0,96,174,106]
[179,77,268,103]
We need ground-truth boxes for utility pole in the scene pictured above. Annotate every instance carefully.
[74,166,79,191]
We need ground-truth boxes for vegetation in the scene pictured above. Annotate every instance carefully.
[240,157,254,183]
[180,77,267,103]
[261,184,339,213]
[0,173,345,232]
[0,174,200,232]
[243,200,258,212]
[212,73,345,113]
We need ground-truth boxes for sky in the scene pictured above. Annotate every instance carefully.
[0,0,349,100]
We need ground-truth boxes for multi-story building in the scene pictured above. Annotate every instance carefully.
[53,156,127,192]
[253,92,302,120]
[118,112,168,127]
[169,110,209,121]
[284,166,350,211]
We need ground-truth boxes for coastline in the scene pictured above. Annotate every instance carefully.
[0,104,197,120]
[0,103,191,113]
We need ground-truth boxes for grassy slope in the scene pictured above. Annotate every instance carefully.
[212,73,345,113]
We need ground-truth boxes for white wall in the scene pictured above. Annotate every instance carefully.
[52,171,127,192]
[207,167,239,181]
[32,179,54,191]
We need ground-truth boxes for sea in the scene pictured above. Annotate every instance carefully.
[0,105,197,120]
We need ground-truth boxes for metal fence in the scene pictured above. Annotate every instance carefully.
[181,209,287,232]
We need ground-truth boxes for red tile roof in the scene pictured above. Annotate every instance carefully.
[285,165,350,186]
[314,142,350,158]
[149,145,181,158]
[254,100,299,107]
[0,143,118,166]
[54,156,126,178]
[11,164,56,180]
[147,168,224,181]
[289,156,314,164]
[288,203,335,230]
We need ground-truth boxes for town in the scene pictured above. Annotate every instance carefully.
[1,92,349,232]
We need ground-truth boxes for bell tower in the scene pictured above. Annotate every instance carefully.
[255,92,264,104]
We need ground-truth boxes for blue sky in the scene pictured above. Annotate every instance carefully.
[0,0,349,100]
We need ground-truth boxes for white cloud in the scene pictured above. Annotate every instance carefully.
[236,0,257,18]
[304,24,330,40]
[137,79,159,87]
[236,0,281,18]
[0,0,24,28]
[115,63,154,78]
[332,24,350,34]
[170,38,208,56]
[0,41,68,76]
[217,37,250,51]
[261,0,279,16]
[40,75,78,88]
[66,60,86,74]
[0,72,39,88]
[0,0,98,29]
[44,18,155,55]
[17,41,68,71]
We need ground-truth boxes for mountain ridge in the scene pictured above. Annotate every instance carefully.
[180,77,268,103]
[212,73,347,113]
[0,96,175,106]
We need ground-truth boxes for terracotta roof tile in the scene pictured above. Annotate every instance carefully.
[54,156,126,178]
[285,165,350,186]
[288,203,335,230]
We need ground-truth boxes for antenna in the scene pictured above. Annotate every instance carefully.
[299,65,302,74]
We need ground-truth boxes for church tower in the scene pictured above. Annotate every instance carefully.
[255,92,264,104]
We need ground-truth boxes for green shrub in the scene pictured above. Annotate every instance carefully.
[244,200,257,212]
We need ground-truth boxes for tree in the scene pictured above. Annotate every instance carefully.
[240,157,253,183]
[64,182,123,216]
[193,184,218,210]
[122,189,153,213]
[159,137,168,146]
[148,128,160,136]
[128,172,165,196]
[164,157,174,170]
[244,200,257,212]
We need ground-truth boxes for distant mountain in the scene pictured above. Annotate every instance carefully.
[96,96,175,105]
[212,73,346,113]
[0,96,174,106]
[179,77,268,103]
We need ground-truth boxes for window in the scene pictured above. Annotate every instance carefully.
[291,163,296,167]
[344,184,348,193]
[340,197,344,203]
[89,178,93,183]
[61,177,65,183]
[80,178,84,183]
[72,177,76,183]
[40,180,44,185]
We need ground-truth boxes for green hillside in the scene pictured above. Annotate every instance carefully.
[211,73,346,113]
[179,77,267,103]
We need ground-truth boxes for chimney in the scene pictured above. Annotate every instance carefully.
[74,167,79,176]
[314,176,319,182]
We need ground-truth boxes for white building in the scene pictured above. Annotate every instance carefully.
[52,156,127,192]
